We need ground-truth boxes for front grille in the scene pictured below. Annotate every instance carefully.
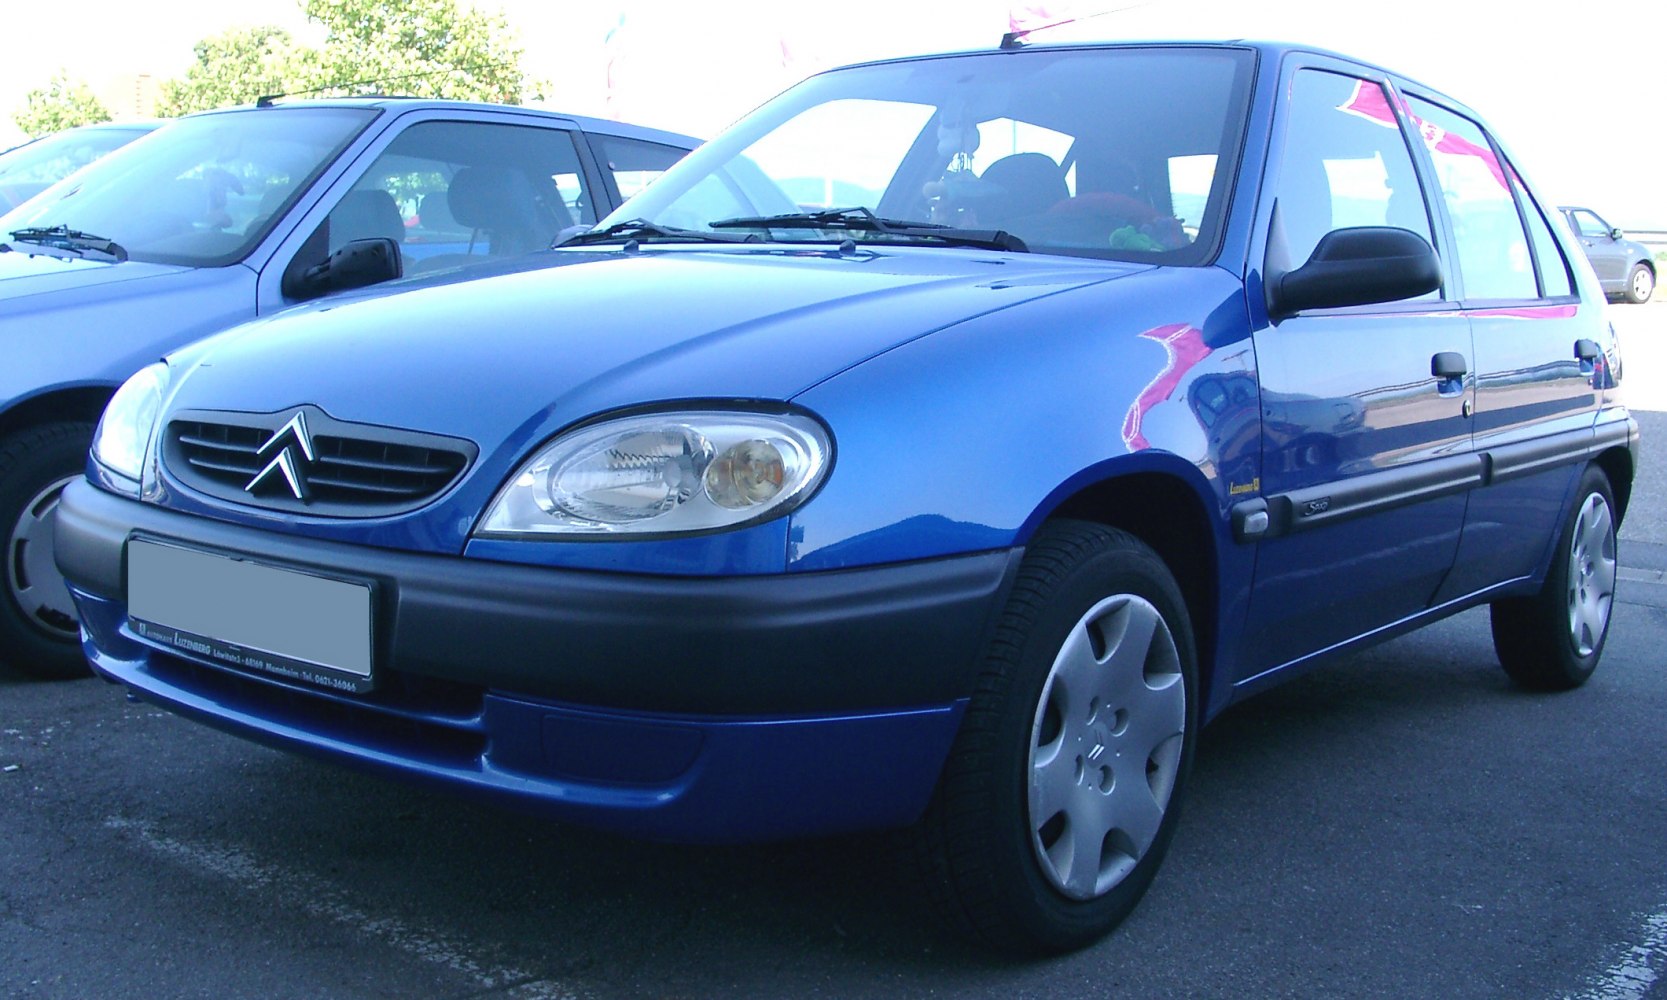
[163,407,477,517]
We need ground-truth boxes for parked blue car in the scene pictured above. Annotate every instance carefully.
[0,99,696,677]
[0,121,160,214]
[56,41,1635,953]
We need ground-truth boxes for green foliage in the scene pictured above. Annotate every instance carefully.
[15,0,543,130]
[13,73,111,138]
[298,0,544,104]
[156,26,305,116]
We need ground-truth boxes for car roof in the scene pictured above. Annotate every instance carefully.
[179,97,700,149]
[817,38,1457,108]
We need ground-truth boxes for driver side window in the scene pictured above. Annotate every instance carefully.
[1271,71,1437,285]
[295,120,588,290]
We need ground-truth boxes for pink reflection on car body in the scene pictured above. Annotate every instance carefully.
[1121,323,1210,451]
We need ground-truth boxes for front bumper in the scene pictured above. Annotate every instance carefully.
[56,481,1020,841]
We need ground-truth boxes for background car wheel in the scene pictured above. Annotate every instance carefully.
[0,422,96,679]
[915,519,1197,955]
[1490,465,1617,691]
[1624,263,1655,305]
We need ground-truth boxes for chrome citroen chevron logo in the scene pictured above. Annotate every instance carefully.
[246,411,316,501]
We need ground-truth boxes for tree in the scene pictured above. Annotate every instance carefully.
[146,0,543,121]
[298,0,544,104]
[156,26,307,116]
[13,73,111,138]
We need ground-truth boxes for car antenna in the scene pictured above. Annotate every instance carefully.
[1001,3,1153,49]
[255,61,519,106]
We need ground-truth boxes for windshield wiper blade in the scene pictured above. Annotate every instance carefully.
[557,218,760,247]
[710,206,1027,252]
[6,225,127,261]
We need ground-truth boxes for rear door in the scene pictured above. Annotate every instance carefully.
[1400,98,1602,600]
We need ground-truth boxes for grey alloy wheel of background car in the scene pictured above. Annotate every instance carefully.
[1625,263,1655,305]
[1490,465,1617,691]
[916,519,1197,955]
[0,422,95,679]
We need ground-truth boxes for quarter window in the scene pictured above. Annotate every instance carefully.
[1403,97,1536,300]
[1514,176,1574,298]
[594,134,692,202]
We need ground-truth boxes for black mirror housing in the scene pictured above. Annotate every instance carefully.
[1269,226,1441,319]
[292,238,403,299]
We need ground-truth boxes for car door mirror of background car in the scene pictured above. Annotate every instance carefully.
[1267,225,1442,319]
[292,237,404,299]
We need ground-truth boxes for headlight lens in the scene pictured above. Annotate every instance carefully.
[92,362,170,484]
[476,410,830,537]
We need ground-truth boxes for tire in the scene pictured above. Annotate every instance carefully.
[1623,262,1655,305]
[1490,465,1617,691]
[916,520,1198,955]
[0,422,97,679]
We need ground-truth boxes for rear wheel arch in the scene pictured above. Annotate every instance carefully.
[1593,445,1633,525]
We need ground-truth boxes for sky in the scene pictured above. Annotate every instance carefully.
[5,0,1666,226]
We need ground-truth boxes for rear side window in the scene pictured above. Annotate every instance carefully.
[1403,97,1536,301]
[1271,71,1436,281]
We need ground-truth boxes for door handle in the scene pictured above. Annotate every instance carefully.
[1431,352,1468,379]
[1574,339,1601,361]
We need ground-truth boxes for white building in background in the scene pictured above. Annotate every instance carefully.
[97,73,162,122]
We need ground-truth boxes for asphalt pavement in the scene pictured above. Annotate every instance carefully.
[3,304,1664,999]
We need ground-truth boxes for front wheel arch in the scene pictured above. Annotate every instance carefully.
[1041,466,1223,715]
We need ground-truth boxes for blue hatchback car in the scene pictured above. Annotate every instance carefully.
[57,41,1636,953]
[0,99,696,678]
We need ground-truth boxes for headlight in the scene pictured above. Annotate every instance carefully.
[476,410,830,537]
[92,362,170,485]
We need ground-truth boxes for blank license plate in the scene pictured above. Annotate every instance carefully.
[126,538,374,693]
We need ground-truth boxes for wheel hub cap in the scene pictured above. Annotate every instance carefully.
[1565,493,1616,657]
[6,474,80,639]
[1028,593,1185,901]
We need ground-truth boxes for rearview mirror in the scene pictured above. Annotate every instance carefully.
[1268,227,1441,319]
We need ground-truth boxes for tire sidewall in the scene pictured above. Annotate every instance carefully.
[1626,263,1654,305]
[986,534,1200,949]
[1548,467,1618,679]
[0,423,95,675]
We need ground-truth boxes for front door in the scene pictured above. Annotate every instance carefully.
[1240,67,1473,682]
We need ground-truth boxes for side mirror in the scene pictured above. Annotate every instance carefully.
[290,238,403,299]
[1609,226,1624,240]
[1268,227,1441,319]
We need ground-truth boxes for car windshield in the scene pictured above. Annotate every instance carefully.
[0,126,153,185]
[599,45,1255,264]
[0,107,375,267]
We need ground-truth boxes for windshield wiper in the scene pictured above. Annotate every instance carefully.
[5,225,127,262]
[557,218,761,247]
[710,206,1028,252]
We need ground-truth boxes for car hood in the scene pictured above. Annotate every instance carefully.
[0,247,191,300]
[167,245,1145,455]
